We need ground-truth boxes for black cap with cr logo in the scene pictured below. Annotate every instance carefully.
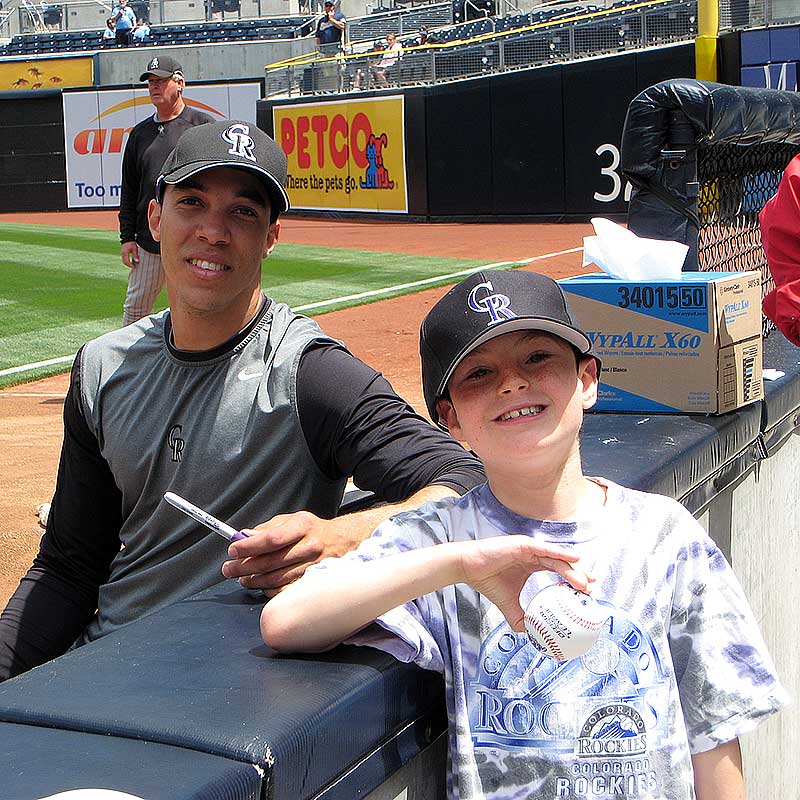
[419,269,595,426]
[156,120,290,217]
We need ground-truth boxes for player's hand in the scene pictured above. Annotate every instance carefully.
[121,241,139,269]
[221,511,364,596]
[458,535,594,632]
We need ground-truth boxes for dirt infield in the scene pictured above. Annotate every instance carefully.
[0,214,591,607]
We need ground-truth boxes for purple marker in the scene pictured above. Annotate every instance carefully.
[164,492,249,542]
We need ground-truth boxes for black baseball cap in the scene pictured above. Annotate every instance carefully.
[156,120,290,217]
[420,269,596,425]
[140,55,183,81]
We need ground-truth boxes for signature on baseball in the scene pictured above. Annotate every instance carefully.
[524,581,609,662]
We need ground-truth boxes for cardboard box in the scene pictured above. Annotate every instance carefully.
[560,271,764,414]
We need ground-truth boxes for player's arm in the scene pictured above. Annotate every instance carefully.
[691,739,745,800]
[222,342,486,593]
[0,350,122,681]
[261,531,591,653]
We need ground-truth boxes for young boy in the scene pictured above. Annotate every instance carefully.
[260,269,786,799]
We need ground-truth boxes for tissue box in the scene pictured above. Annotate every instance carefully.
[560,271,763,414]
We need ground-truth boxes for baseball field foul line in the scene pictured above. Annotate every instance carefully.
[0,247,583,379]
[293,248,583,314]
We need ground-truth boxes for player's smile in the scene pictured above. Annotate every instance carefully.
[187,257,231,274]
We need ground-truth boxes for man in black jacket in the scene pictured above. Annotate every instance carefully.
[118,55,213,326]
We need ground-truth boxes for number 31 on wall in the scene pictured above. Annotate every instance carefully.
[594,143,633,203]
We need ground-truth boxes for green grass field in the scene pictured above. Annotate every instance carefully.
[0,221,509,388]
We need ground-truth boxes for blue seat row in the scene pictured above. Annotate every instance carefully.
[0,16,310,57]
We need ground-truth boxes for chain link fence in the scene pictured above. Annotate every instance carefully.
[697,141,800,335]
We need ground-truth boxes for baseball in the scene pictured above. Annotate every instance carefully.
[524,582,607,662]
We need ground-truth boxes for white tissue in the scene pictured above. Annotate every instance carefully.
[582,217,688,281]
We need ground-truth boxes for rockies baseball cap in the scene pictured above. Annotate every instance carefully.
[140,55,183,81]
[156,120,290,218]
[420,269,597,425]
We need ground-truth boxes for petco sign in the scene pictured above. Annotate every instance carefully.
[62,82,261,208]
[273,95,408,213]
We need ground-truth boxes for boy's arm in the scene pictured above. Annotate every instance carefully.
[260,532,592,653]
[691,739,744,800]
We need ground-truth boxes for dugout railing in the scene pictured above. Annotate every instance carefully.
[620,79,800,337]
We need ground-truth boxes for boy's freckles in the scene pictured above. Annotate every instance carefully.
[440,331,597,470]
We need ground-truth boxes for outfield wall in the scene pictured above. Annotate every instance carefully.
[258,42,696,220]
[0,42,695,218]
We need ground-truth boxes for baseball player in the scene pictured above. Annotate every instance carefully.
[118,55,213,326]
[263,269,786,800]
[0,121,485,682]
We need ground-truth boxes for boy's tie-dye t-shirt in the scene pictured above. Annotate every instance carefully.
[308,479,787,799]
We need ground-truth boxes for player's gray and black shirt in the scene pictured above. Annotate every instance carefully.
[0,296,485,680]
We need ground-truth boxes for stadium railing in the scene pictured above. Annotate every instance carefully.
[346,1,453,42]
[620,79,800,337]
[265,0,697,98]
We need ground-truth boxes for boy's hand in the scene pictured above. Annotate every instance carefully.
[458,535,593,633]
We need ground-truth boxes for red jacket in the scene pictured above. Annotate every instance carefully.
[760,154,800,345]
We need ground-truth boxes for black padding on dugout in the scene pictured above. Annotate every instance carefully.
[0,722,262,800]
[0,582,445,800]
[581,401,763,515]
[426,80,492,215]
[621,80,800,186]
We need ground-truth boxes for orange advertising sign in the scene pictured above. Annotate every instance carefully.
[0,56,92,91]
[274,95,407,213]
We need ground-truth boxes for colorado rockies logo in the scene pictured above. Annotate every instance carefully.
[148,57,159,70]
[222,123,257,163]
[168,424,184,463]
[468,280,516,326]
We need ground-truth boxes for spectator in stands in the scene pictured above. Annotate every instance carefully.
[40,1,61,30]
[418,25,442,45]
[352,39,384,90]
[101,17,116,42]
[368,32,402,87]
[112,0,137,46]
[315,0,345,55]
[133,18,151,43]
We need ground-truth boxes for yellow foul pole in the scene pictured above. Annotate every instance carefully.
[696,0,719,81]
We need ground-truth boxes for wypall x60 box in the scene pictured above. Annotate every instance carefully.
[560,271,763,414]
